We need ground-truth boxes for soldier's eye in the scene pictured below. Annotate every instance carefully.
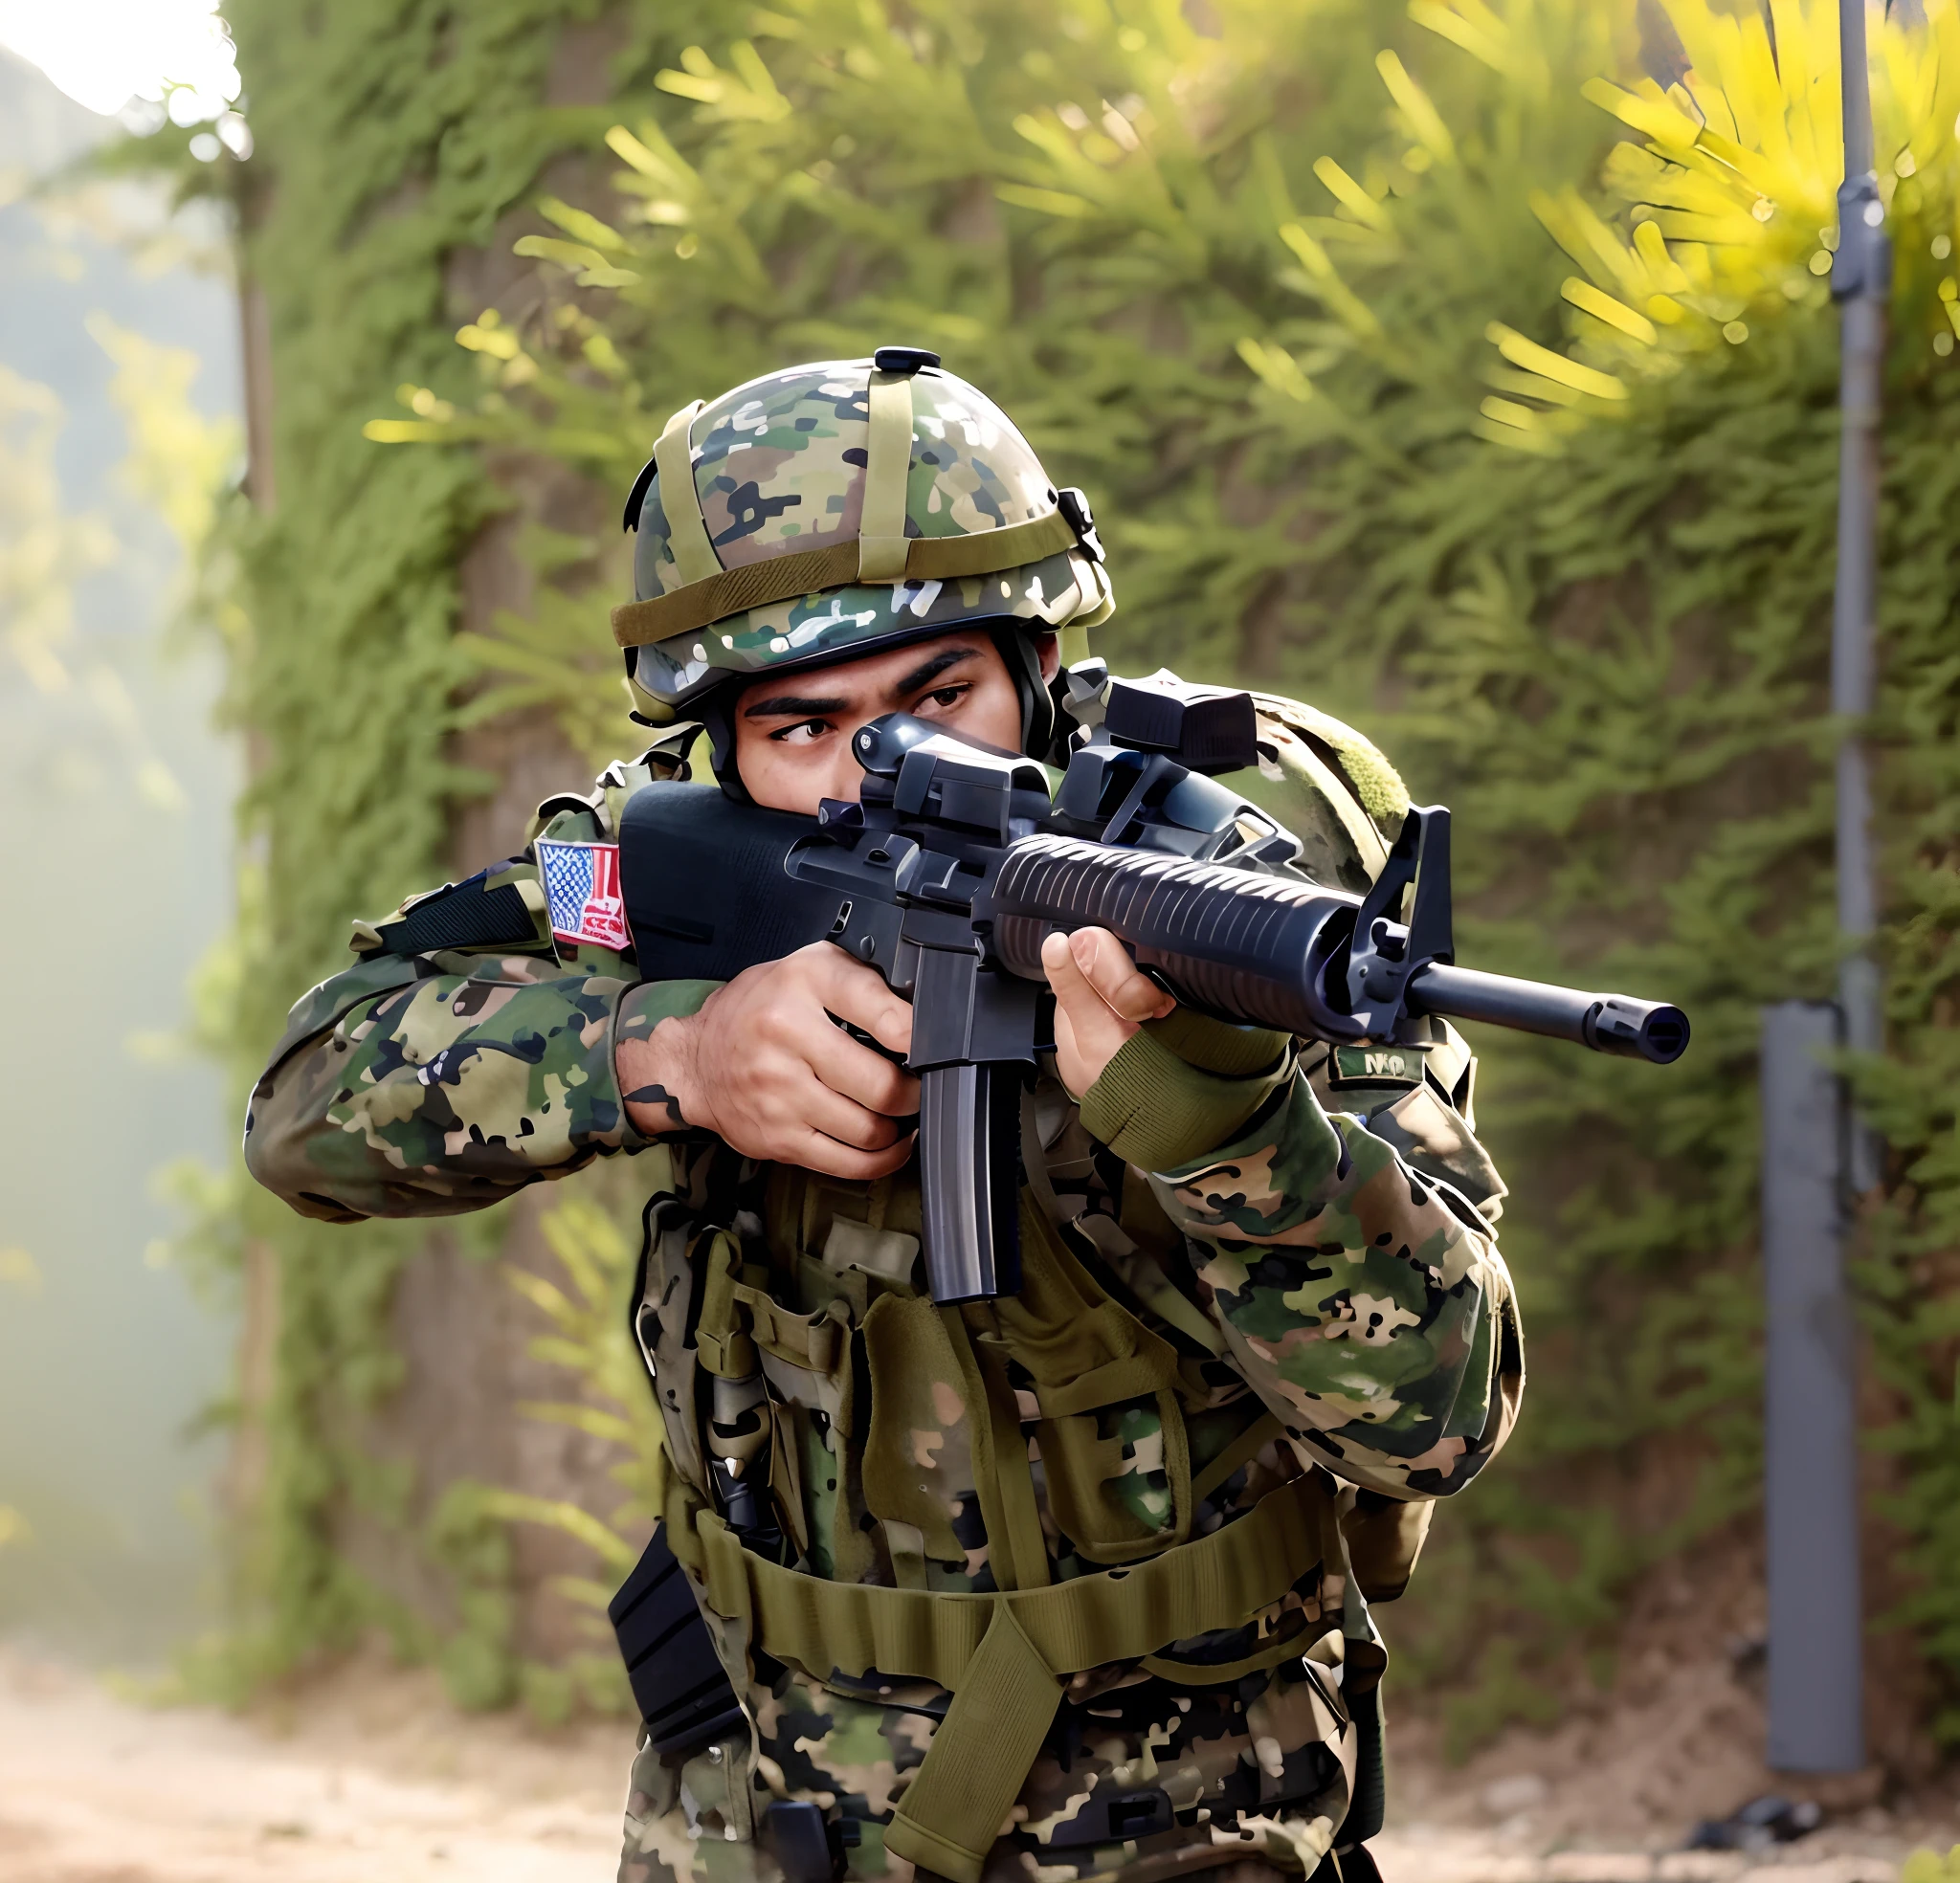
[921,684,969,711]
[771,718,832,744]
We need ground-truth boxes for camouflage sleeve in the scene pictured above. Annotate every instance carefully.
[1297,1016,1508,1223]
[244,948,663,1223]
[243,747,719,1224]
[1081,1024,1522,1501]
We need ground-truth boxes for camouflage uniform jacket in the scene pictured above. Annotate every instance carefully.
[245,694,1523,1883]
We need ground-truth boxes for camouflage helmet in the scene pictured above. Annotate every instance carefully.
[614,347,1114,724]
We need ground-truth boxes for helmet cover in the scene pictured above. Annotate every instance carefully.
[618,355,1111,723]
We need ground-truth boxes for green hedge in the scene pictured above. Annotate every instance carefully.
[216,0,1960,1742]
[202,0,616,1691]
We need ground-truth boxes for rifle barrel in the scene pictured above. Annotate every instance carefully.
[1405,964,1688,1065]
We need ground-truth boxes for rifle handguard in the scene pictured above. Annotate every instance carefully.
[989,835,1360,1040]
[989,836,1689,1066]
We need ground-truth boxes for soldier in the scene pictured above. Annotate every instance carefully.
[246,352,1522,1883]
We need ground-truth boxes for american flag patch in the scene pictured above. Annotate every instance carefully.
[536,839,629,951]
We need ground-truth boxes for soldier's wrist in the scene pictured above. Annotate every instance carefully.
[616,980,721,1137]
[1142,1007,1291,1077]
[1079,1025,1290,1171]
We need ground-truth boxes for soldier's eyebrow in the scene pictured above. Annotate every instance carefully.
[886,646,979,701]
[741,692,850,720]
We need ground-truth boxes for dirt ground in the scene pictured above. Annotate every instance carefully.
[1,1644,1953,1883]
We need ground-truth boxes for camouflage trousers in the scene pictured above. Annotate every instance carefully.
[616,1651,1374,1883]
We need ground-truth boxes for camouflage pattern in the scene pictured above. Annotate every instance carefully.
[1152,1081,1519,1503]
[243,746,686,1220]
[243,688,1522,1883]
[637,361,1056,584]
[243,947,638,1221]
[619,1649,1364,1883]
[627,360,1111,718]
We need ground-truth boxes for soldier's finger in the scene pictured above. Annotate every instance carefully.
[815,949,914,1057]
[1070,927,1176,1023]
[815,1033,922,1118]
[1040,927,1094,1006]
[1042,930,1136,1095]
[791,1125,918,1183]
[796,1077,908,1153]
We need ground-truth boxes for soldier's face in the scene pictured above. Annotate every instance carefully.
[731,630,1058,814]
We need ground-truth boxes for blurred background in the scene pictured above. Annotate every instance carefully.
[0,10,240,1661]
[4,0,1960,1874]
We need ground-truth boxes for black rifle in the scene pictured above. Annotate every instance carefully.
[619,675,1687,1305]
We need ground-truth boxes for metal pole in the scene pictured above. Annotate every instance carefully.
[1761,1004,1865,1772]
[1829,0,1889,1193]
[1757,0,1890,1777]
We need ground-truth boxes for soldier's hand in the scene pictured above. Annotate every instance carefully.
[1041,926,1176,1098]
[617,942,919,1180]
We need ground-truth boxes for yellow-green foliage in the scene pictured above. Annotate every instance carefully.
[400,0,1635,741]
[419,1185,659,1718]
[382,0,1960,1739]
[491,1185,667,1721]
[1904,1848,1960,1883]
[0,365,115,694]
[189,0,623,1695]
[492,1190,669,1590]
[1487,0,1960,442]
[0,323,233,819]
[208,0,1960,1739]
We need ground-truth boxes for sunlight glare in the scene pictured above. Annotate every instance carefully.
[0,0,242,125]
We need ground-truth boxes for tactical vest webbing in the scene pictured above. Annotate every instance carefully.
[679,1469,1360,1883]
[640,1150,1391,1883]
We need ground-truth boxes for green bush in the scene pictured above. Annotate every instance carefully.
[220,0,1960,1741]
[1903,1845,1960,1883]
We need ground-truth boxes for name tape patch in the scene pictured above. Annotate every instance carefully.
[537,838,629,950]
[1327,1041,1429,1090]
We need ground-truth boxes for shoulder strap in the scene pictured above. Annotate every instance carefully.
[635,724,703,778]
[527,733,702,846]
[366,864,541,957]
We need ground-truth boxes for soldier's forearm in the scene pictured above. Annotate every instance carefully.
[613,977,728,1137]
[615,1008,697,1137]
[244,959,685,1220]
[612,952,919,1184]
[1077,1020,1292,1174]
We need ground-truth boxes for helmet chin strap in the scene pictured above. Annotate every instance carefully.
[992,626,1062,764]
[697,687,754,806]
